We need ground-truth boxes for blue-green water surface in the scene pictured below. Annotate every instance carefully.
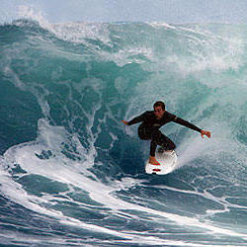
[1,19,247,246]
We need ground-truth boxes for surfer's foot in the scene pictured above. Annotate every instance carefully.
[149,156,160,165]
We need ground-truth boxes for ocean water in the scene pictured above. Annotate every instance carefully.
[1,18,247,246]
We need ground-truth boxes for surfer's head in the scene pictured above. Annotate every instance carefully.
[153,101,166,119]
[153,101,165,110]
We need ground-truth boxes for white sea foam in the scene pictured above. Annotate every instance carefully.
[0,118,246,243]
[18,5,53,31]
[149,22,177,30]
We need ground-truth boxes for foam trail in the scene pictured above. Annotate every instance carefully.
[1,120,246,241]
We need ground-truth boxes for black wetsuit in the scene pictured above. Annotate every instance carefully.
[128,111,201,156]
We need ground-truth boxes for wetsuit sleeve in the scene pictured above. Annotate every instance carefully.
[128,112,147,125]
[173,116,201,132]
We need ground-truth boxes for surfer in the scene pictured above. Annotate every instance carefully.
[122,101,211,165]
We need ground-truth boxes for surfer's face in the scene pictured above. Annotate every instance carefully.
[154,106,165,119]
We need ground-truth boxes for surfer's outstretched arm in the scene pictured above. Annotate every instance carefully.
[173,116,211,138]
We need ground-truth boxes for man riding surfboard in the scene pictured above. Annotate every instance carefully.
[122,101,211,165]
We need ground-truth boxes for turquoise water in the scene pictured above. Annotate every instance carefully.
[1,19,247,246]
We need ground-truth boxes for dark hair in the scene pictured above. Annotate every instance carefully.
[153,101,165,110]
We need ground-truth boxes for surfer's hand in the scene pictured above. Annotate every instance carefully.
[122,120,129,125]
[201,130,211,138]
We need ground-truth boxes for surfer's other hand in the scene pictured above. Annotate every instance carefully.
[122,120,129,125]
[201,130,211,138]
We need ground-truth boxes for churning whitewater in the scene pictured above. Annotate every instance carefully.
[1,18,247,246]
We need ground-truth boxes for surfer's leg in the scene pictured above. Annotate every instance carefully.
[150,129,176,155]
[138,127,161,165]
[150,129,162,156]
[159,134,176,151]
[139,127,174,165]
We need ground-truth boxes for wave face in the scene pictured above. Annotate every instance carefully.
[1,19,247,246]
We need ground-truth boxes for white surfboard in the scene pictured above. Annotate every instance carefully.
[145,150,178,175]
